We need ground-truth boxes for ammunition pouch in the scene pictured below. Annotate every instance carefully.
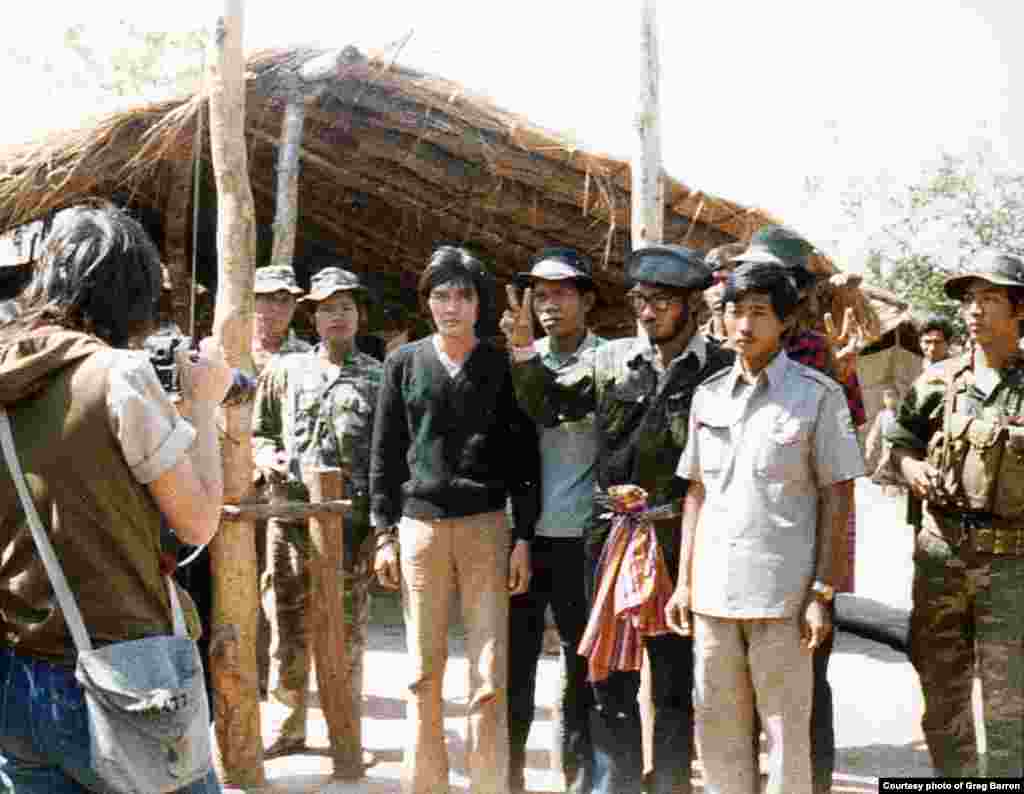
[926,509,1024,556]
[927,414,1024,519]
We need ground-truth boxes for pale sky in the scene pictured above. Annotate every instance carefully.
[4,0,1021,271]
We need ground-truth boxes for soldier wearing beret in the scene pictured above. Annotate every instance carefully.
[887,251,1024,778]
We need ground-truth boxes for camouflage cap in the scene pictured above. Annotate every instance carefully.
[299,266,368,303]
[254,265,303,295]
[944,249,1024,300]
[626,244,713,291]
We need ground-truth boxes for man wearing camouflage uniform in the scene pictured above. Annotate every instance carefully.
[253,265,313,371]
[888,250,1024,778]
[504,245,734,794]
[252,267,383,754]
[250,265,312,694]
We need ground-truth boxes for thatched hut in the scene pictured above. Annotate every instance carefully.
[0,45,787,339]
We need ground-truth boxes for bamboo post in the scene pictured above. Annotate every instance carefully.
[205,1,264,785]
[302,467,363,779]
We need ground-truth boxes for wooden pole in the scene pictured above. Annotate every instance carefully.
[269,74,305,271]
[634,0,662,775]
[303,467,363,779]
[205,1,264,785]
[632,0,664,250]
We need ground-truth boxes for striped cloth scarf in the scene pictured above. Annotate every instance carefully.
[578,491,673,683]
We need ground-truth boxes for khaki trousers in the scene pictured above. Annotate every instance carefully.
[694,613,812,794]
[399,511,510,794]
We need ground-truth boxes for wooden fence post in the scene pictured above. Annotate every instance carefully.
[303,467,363,779]
[205,0,264,785]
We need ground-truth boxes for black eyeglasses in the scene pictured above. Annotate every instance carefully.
[627,292,679,314]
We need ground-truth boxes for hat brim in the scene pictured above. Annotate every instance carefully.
[514,259,594,286]
[254,284,304,295]
[944,272,1022,300]
[298,284,368,303]
[732,247,787,267]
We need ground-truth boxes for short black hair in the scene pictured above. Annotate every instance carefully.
[418,245,497,336]
[3,202,161,347]
[919,314,954,341]
[722,261,800,322]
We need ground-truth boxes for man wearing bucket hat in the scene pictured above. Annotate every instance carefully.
[505,248,604,794]
[248,265,312,695]
[886,250,1024,778]
[252,265,312,374]
[503,244,734,794]
[253,266,383,755]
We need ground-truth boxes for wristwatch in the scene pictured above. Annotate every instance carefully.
[810,581,835,603]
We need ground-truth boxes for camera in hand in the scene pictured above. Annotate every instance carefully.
[144,332,256,406]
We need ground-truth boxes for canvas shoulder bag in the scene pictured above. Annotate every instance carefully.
[0,407,212,794]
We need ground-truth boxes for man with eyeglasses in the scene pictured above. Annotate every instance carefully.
[503,245,734,794]
[252,267,383,756]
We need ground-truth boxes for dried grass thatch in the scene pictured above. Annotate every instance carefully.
[0,45,791,335]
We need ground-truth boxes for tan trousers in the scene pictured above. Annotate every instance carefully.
[694,613,813,794]
[399,511,510,794]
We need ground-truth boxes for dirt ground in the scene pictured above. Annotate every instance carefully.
[225,480,942,793]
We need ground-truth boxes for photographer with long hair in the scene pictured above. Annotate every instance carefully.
[0,202,231,792]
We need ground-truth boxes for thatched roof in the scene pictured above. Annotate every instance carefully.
[0,45,789,335]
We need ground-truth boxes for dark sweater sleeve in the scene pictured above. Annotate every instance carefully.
[370,351,410,529]
[500,360,541,541]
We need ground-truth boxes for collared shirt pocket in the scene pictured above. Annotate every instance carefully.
[697,416,731,480]
[757,417,811,481]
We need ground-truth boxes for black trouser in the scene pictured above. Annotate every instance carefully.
[508,537,593,792]
[584,530,694,794]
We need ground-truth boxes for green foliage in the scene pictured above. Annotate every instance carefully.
[54,22,208,102]
[855,149,1024,327]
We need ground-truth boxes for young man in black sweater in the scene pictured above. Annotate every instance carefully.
[370,246,539,794]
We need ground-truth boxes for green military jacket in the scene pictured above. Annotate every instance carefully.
[887,349,1024,551]
[252,346,382,552]
[512,333,734,553]
[252,329,312,377]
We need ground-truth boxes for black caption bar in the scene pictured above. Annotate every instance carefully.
[879,779,1022,793]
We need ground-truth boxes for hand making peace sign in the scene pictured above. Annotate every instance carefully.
[499,284,536,349]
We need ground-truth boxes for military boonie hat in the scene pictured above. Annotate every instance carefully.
[749,225,819,290]
[254,265,303,295]
[515,247,595,288]
[626,244,713,291]
[945,250,1024,300]
[299,267,368,303]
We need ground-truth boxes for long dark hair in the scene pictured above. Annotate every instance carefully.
[417,245,497,337]
[1,202,162,347]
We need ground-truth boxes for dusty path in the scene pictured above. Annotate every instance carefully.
[227,480,937,792]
